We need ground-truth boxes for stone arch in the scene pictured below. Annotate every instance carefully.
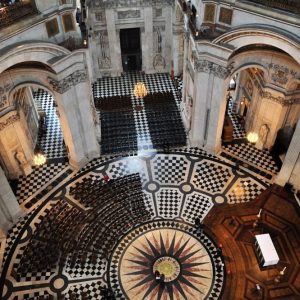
[0,65,99,172]
[214,25,300,65]
[0,42,70,74]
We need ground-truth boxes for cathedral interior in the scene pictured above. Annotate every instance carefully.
[0,1,299,299]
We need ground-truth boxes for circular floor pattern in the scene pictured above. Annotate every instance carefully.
[109,220,224,300]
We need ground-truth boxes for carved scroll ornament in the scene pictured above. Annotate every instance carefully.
[48,70,88,94]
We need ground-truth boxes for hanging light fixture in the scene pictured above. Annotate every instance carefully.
[133,82,148,98]
[247,132,258,144]
[33,148,46,166]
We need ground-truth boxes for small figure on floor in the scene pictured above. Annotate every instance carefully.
[154,270,160,283]
[103,174,110,183]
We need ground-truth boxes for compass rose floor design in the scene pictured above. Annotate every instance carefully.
[1,148,269,299]
[110,221,221,300]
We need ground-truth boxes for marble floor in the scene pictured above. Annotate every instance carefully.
[1,148,269,300]
[1,74,283,300]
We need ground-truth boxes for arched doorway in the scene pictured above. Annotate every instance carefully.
[220,46,300,181]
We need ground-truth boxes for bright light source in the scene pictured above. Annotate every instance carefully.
[133,82,148,98]
[247,132,258,144]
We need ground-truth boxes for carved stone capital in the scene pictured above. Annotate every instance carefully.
[0,113,20,131]
[194,59,231,79]
[48,70,88,94]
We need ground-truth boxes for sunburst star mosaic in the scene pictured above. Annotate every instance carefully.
[109,221,223,300]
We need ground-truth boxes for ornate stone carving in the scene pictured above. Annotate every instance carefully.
[97,30,111,69]
[204,4,216,22]
[0,113,20,131]
[194,59,232,79]
[154,26,164,54]
[268,63,297,86]
[117,10,140,19]
[95,11,105,22]
[219,7,233,25]
[155,8,163,18]
[99,57,111,69]
[260,91,300,106]
[48,70,88,94]
[153,54,166,70]
[0,83,13,110]
[89,0,173,9]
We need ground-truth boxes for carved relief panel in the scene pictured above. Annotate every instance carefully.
[97,30,111,70]
[0,77,13,113]
[204,4,216,23]
[219,7,233,25]
[153,25,166,70]
[117,9,141,19]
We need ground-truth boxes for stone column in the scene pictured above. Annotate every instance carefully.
[142,7,154,73]
[181,30,189,103]
[172,4,184,76]
[275,120,300,188]
[105,9,122,76]
[190,59,229,153]
[49,70,100,169]
[189,71,211,146]
[0,166,23,234]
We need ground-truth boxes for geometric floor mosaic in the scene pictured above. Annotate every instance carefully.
[1,148,269,300]
[110,221,224,300]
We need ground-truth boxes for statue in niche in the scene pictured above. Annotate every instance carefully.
[15,150,27,166]
[256,124,269,150]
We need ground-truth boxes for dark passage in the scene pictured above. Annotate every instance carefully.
[95,96,137,154]
[143,92,186,150]
[120,28,142,71]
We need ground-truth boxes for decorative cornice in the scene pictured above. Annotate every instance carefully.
[194,59,232,79]
[89,0,173,9]
[260,91,300,106]
[0,113,19,131]
[48,70,88,94]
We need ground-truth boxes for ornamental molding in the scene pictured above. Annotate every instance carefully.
[0,83,13,111]
[48,70,88,94]
[0,113,20,131]
[194,59,232,79]
[260,91,300,106]
[117,9,141,19]
[90,0,173,9]
[268,63,297,86]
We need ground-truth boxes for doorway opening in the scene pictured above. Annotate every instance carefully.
[120,28,142,72]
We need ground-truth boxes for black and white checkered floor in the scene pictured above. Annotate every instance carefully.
[1,148,269,300]
[227,99,246,140]
[93,73,185,153]
[1,74,282,299]
[33,89,67,159]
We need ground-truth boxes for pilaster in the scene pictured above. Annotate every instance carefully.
[0,167,23,234]
[275,120,300,188]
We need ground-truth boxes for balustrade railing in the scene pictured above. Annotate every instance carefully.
[0,1,37,30]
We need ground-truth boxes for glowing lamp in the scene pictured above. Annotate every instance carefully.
[247,132,258,144]
[133,82,148,98]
